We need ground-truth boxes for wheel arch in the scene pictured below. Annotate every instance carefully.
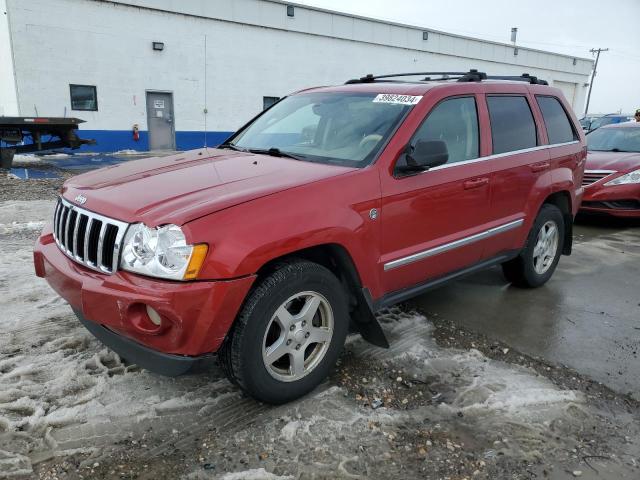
[256,243,364,310]
[254,243,389,348]
[542,190,573,255]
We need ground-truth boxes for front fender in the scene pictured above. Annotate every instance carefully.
[182,168,384,297]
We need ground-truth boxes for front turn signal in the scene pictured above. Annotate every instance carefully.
[183,244,209,280]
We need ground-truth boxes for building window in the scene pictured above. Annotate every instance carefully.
[263,96,280,110]
[422,31,429,41]
[70,85,98,111]
[286,5,294,17]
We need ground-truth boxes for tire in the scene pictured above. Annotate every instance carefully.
[502,204,565,288]
[219,260,349,404]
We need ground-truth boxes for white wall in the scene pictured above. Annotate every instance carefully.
[5,0,592,132]
[0,0,18,116]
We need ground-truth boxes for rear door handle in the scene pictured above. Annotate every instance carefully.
[463,177,489,189]
[531,161,550,173]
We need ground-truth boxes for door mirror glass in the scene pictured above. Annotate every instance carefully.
[407,140,449,169]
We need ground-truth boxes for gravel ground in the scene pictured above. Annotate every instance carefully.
[1,168,639,480]
[0,158,69,202]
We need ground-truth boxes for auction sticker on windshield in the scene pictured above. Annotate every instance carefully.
[373,94,423,105]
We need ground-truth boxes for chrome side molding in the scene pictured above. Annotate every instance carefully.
[384,219,524,271]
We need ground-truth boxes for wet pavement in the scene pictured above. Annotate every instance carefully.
[411,215,640,400]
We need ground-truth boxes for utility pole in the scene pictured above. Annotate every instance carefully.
[584,48,609,117]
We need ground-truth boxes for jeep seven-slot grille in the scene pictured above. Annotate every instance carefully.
[582,170,615,187]
[52,197,129,273]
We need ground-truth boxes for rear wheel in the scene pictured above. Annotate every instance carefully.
[219,260,349,404]
[502,204,565,288]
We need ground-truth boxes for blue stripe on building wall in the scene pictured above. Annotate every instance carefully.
[75,130,234,152]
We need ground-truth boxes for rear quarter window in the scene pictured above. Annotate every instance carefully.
[487,96,538,154]
[536,96,578,144]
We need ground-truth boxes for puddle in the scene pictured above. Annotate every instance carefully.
[8,168,60,180]
[40,154,139,170]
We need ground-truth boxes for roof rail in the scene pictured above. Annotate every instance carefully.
[345,71,473,84]
[484,73,549,85]
[345,69,548,85]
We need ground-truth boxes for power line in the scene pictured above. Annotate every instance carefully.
[584,48,609,116]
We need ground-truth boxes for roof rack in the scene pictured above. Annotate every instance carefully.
[484,73,549,85]
[345,69,548,85]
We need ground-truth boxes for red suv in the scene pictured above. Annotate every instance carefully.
[34,70,586,403]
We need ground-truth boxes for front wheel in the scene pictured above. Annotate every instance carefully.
[502,204,565,288]
[219,260,349,404]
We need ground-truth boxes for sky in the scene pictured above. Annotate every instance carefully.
[295,0,640,115]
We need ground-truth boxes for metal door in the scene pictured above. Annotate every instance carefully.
[146,92,175,150]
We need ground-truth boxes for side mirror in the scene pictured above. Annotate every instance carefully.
[398,140,448,174]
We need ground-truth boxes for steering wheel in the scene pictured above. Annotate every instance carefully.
[359,134,383,150]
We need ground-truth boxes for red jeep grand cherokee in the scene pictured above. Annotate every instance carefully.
[580,122,640,217]
[34,70,586,404]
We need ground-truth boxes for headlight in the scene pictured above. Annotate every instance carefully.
[120,223,208,280]
[605,169,640,186]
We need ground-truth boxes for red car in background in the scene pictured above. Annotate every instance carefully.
[581,122,640,217]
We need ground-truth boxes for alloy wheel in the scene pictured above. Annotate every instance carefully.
[262,291,334,382]
[532,220,559,275]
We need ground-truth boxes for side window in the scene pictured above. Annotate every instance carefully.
[487,96,537,154]
[411,96,479,164]
[536,96,578,144]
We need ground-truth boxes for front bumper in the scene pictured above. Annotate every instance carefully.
[580,182,640,218]
[74,309,198,376]
[34,224,256,361]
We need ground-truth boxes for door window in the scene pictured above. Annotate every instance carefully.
[409,96,480,165]
[487,96,538,154]
[536,96,578,144]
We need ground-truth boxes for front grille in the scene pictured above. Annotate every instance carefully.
[52,197,129,273]
[582,170,615,187]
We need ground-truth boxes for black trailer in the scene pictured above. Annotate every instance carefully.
[0,117,95,169]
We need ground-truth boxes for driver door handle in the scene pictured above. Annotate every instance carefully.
[463,177,489,190]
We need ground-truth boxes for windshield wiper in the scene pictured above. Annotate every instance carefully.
[218,143,247,152]
[248,147,307,161]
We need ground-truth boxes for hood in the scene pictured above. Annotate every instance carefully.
[62,148,356,226]
[585,151,640,173]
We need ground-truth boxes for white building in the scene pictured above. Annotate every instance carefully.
[0,0,594,152]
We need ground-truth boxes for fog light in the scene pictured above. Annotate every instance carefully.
[146,305,162,326]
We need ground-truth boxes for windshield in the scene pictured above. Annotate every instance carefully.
[587,127,640,152]
[589,117,617,130]
[228,92,415,167]
[589,116,632,130]
[579,118,591,129]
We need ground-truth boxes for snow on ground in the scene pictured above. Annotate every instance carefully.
[112,149,140,155]
[10,155,46,164]
[0,200,618,479]
[0,201,52,235]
